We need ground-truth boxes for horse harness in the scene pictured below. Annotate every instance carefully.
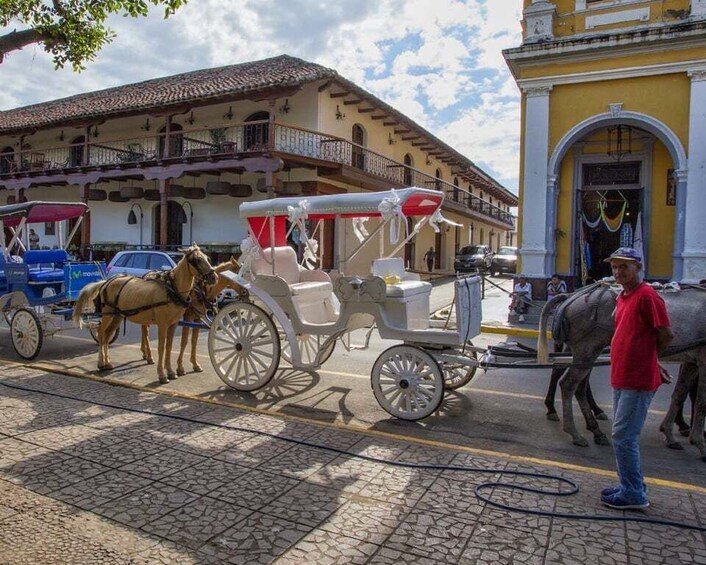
[552,281,619,345]
[97,250,214,318]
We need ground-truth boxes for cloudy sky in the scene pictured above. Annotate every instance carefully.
[0,0,523,193]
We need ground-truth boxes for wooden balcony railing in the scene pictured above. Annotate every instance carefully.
[0,120,514,227]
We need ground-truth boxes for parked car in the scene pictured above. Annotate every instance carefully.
[490,246,518,276]
[106,250,237,303]
[454,244,493,273]
[106,250,183,278]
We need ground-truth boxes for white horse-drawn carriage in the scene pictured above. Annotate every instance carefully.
[207,187,483,420]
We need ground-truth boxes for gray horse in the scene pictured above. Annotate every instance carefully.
[537,283,706,461]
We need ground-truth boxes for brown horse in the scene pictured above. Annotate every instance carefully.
[73,245,215,383]
[136,257,246,376]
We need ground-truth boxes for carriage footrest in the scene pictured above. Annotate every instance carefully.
[178,320,209,330]
[52,307,74,321]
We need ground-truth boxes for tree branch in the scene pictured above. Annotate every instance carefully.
[0,28,55,62]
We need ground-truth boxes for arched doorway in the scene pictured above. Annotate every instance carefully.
[403,153,413,185]
[153,201,183,248]
[244,111,270,150]
[548,110,687,281]
[69,136,86,167]
[351,124,365,170]
[0,147,14,174]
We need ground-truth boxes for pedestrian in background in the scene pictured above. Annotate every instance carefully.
[601,247,673,510]
[424,246,436,273]
[546,273,567,299]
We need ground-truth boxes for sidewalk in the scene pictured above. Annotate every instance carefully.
[1,365,704,564]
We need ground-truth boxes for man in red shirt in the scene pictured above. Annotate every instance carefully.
[601,247,673,510]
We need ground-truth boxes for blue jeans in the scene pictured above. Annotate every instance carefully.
[612,388,654,504]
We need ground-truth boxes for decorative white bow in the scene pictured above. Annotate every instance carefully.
[352,217,370,243]
[429,208,462,233]
[287,200,310,225]
[302,238,319,270]
[378,189,406,244]
[238,235,261,276]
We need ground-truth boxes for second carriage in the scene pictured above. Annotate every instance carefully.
[207,187,484,421]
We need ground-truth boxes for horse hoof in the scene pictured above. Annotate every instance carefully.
[573,438,589,447]
[176,368,186,377]
[193,365,203,373]
[667,442,684,450]
[158,375,169,384]
[146,359,155,365]
[167,372,177,381]
[546,412,560,422]
[594,435,610,446]
[97,364,113,372]
[594,412,608,421]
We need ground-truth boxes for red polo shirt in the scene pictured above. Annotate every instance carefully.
[610,282,671,391]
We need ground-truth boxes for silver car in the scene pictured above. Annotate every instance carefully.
[106,250,182,278]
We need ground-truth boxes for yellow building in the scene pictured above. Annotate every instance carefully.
[504,0,706,288]
[0,55,516,275]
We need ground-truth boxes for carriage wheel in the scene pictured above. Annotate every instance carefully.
[281,333,336,367]
[11,308,43,360]
[371,345,444,421]
[88,323,120,345]
[208,301,280,391]
[442,343,478,390]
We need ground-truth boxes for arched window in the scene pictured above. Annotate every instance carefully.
[0,146,15,174]
[351,124,365,170]
[159,123,183,158]
[453,177,460,202]
[244,111,270,151]
[403,153,413,185]
[435,168,443,191]
[69,136,86,167]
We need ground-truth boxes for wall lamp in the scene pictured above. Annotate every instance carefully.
[178,201,194,243]
[388,132,396,145]
[335,105,346,120]
[127,203,144,246]
[223,106,234,120]
[186,111,195,125]
[142,118,151,131]
[91,125,100,138]
[279,99,291,114]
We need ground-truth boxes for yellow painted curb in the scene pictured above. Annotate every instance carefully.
[4,359,704,496]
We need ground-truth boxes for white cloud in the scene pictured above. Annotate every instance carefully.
[0,0,523,191]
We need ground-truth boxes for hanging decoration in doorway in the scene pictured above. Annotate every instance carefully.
[582,201,603,229]
[600,200,627,232]
[580,221,589,285]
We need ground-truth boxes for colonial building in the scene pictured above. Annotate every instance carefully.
[504,0,706,288]
[0,55,516,275]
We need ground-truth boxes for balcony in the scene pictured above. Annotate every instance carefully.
[0,121,514,228]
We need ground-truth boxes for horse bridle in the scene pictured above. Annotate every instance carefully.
[183,248,216,282]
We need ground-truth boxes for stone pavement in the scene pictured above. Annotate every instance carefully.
[1,364,705,564]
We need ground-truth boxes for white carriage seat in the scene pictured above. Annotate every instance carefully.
[251,246,338,324]
[371,257,431,298]
[251,246,333,299]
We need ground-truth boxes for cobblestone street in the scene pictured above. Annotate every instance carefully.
[1,364,705,564]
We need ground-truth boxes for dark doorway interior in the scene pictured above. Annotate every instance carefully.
[154,201,183,247]
[577,161,642,283]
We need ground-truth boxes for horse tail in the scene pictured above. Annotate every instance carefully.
[72,281,105,327]
[537,294,569,364]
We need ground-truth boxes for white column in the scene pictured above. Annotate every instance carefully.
[681,70,706,282]
[520,86,552,278]
[692,0,706,18]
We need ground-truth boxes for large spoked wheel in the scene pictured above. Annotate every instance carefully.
[442,343,478,390]
[281,333,336,367]
[88,322,120,345]
[371,345,444,421]
[208,301,281,391]
[11,308,43,360]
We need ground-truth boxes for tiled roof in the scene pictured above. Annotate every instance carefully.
[0,54,516,203]
[0,55,336,133]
